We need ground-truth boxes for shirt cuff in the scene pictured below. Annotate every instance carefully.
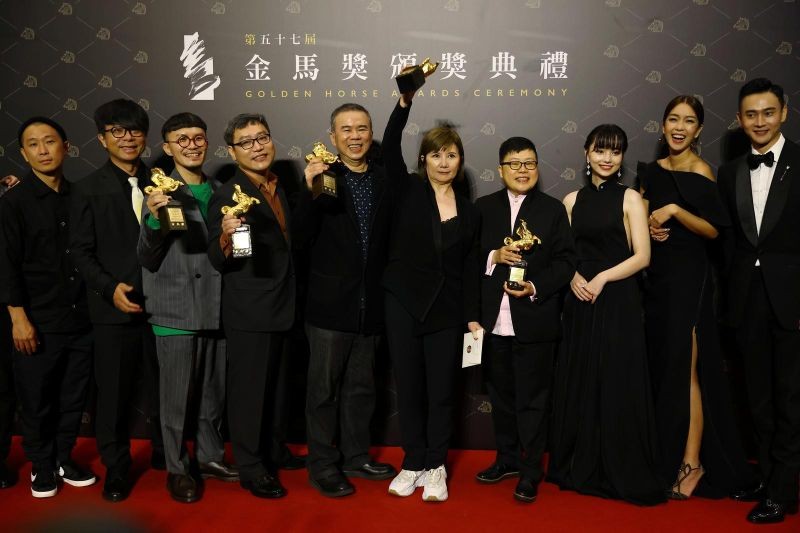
[485,251,496,276]
[528,281,537,301]
[145,212,160,230]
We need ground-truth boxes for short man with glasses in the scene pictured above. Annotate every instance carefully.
[207,113,295,499]
[138,113,238,503]
[70,99,164,502]
[0,117,96,498]
[474,137,575,503]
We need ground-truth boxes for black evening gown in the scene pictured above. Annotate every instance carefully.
[548,180,665,506]
[638,161,754,497]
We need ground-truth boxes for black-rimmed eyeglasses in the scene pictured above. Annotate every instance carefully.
[500,160,538,170]
[104,126,145,138]
[231,134,271,150]
[168,135,207,148]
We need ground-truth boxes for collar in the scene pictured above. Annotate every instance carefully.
[506,189,527,204]
[27,171,69,198]
[751,133,785,162]
[107,159,148,183]
[244,169,279,190]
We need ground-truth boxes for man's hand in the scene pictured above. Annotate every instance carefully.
[8,307,38,355]
[145,191,170,218]
[467,321,484,340]
[221,212,243,236]
[492,244,522,266]
[113,283,143,314]
[503,281,535,299]
[304,156,328,192]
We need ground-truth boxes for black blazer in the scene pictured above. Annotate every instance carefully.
[718,138,800,331]
[475,187,576,343]
[207,168,295,333]
[381,101,480,325]
[70,160,148,325]
[292,163,394,335]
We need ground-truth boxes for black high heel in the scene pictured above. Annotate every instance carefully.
[668,462,704,500]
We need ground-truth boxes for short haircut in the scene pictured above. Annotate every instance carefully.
[224,113,270,146]
[93,98,149,134]
[161,112,207,141]
[330,103,372,131]
[416,126,465,182]
[17,116,68,146]
[499,137,537,163]
[662,95,704,126]
[584,124,628,153]
[739,77,785,109]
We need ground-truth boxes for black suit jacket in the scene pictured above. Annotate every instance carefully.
[70,160,148,325]
[292,163,394,335]
[718,138,800,331]
[381,101,480,325]
[207,168,295,333]
[475,188,576,343]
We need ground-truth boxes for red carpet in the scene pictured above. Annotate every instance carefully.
[0,437,793,532]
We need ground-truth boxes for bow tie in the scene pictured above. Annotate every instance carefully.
[747,151,775,170]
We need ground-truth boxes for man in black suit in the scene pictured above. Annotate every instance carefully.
[718,78,800,524]
[207,113,294,499]
[0,117,96,498]
[295,103,396,497]
[474,137,575,503]
[70,99,163,502]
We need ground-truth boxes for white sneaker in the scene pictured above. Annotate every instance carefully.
[422,465,448,502]
[388,469,426,497]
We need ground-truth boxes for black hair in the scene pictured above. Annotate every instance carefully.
[584,124,628,153]
[330,103,372,131]
[161,112,207,141]
[93,98,149,134]
[739,77,785,109]
[224,113,270,146]
[17,116,68,145]
[663,95,704,126]
[499,137,537,163]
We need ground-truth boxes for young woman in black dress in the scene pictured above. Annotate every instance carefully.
[548,124,665,505]
[639,96,753,499]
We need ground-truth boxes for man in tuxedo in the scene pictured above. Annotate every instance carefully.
[295,103,396,497]
[0,117,96,498]
[70,99,163,502]
[138,113,238,503]
[718,78,800,524]
[207,113,294,499]
[474,137,575,503]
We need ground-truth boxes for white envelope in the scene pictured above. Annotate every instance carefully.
[462,329,484,368]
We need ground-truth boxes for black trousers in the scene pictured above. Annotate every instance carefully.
[385,292,461,471]
[484,334,555,481]
[737,268,800,505]
[225,328,285,481]
[13,329,92,469]
[305,323,378,479]
[0,313,15,462]
[93,322,162,474]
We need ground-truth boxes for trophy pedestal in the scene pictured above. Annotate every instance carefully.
[231,224,253,258]
[312,171,338,201]
[158,200,187,235]
[396,67,426,93]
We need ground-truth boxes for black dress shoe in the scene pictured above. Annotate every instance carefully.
[476,463,520,484]
[240,473,286,499]
[102,474,131,503]
[167,473,201,503]
[0,461,17,489]
[747,499,799,524]
[731,480,766,502]
[199,461,240,482]
[342,461,396,481]
[151,450,166,471]
[278,453,307,471]
[513,477,538,503]
[310,473,355,497]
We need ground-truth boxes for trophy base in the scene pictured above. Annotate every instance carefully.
[231,224,253,258]
[396,68,426,94]
[158,200,187,235]
[506,281,526,291]
[312,172,338,200]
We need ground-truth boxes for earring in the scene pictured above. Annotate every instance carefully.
[586,162,591,176]
[617,169,622,178]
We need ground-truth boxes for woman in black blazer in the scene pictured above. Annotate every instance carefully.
[382,92,482,502]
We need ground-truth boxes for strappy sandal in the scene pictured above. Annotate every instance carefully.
[668,462,704,500]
